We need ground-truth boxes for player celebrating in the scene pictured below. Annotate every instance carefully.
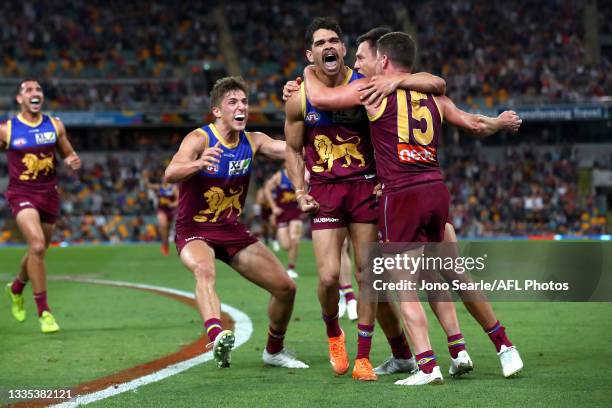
[302,28,523,380]
[264,164,304,279]
[164,76,307,369]
[2,79,81,333]
[285,17,445,381]
[146,177,179,256]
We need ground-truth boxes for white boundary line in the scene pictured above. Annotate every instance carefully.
[48,278,253,408]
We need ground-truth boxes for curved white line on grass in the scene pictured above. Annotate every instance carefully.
[50,278,253,408]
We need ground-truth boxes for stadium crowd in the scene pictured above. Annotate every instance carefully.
[1,0,609,111]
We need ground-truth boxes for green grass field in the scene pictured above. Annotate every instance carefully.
[1,242,611,407]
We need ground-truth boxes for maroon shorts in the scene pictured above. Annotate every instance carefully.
[175,221,258,264]
[379,182,450,243]
[157,207,176,223]
[5,188,60,224]
[276,206,303,228]
[309,181,378,230]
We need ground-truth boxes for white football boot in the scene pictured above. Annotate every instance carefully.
[262,349,309,368]
[394,366,444,385]
[499,345,523,377]
[449,350,474,377]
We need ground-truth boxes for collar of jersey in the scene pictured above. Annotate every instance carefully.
[17,113,43,127]
[210,123,240,149]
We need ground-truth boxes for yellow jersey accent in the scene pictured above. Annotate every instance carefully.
[17,113,43,127]
[245,132,257,155]
[5,119,11,148]
[300,81,307,118]
[210,123,240,149]
[367,97,388,122]
[397,90,410,144]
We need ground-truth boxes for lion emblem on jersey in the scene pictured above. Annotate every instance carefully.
[280,191,296,203]
[312,135,365,173]
[193,186,243,223]
[19,153,55,181]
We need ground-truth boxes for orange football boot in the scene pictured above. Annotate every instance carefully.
[328,331,349,375]
[352,358,378,381]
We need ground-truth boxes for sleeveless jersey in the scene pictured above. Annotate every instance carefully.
[368,89,444,193]
[5,114,59,193]
[302,68,375,184]
[158,185,177,210]
[275,168,298,211]
[176,123,254,229]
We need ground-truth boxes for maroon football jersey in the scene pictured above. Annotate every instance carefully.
[368,89,444,193]
[176,124,253,230]
[5,114,59,194]
[302,68,376,185]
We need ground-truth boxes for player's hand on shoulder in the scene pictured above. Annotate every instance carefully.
[197,141,222,169]
[64,153,81,170]
[498,111,522,133]
[358,75,399,107]
[282,77,302,102]
[297,193,319,214]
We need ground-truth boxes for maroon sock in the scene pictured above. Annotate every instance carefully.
[266,326,286,354]
[33,291,50,317]
[447,333,466,358]
[288,263,295,270]
[416,350,437,374]
[340,285,355,302]
[11,277,27,295]
[204,318,223,343]
[387,332,413,359]
[485,320,513,352]
[356,324,374,359]
[322,313,342,338]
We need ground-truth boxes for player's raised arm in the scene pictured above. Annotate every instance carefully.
[264,172,283,215]
[284,90,319,213]
[358,72,446,106]
[435,96,522,137]
[164,130,222,183]
[53,117,81,170]
[303,65,365,110]
[249,132,286,160]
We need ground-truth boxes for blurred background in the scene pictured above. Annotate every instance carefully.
[0,0,610,244]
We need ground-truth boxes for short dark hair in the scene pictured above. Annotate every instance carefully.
[305,17,343,48]
[376,32,416,71]
[356,27,392,52]
[17,79,41,95]
[210,76,249,108]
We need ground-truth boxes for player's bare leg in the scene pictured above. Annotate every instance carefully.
[157,211,170,256]
[180,240,233,367]
[392,247,443,385]
[373,302,418,375]
[231,241,308,368]
[338,238,356,320]
[348,222,379,380]
[13,209,58,333]
[443,223,521,377]
[287,219,302,277]
[312,227,349,375]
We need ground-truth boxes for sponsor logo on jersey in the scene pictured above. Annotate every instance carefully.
[305,111,320,124]
[19,201,33,207]
[397,144,437,164]
[313,217,340,223]
[229,158,251,176]
[35,132,56,145]
[14,138,27,146]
